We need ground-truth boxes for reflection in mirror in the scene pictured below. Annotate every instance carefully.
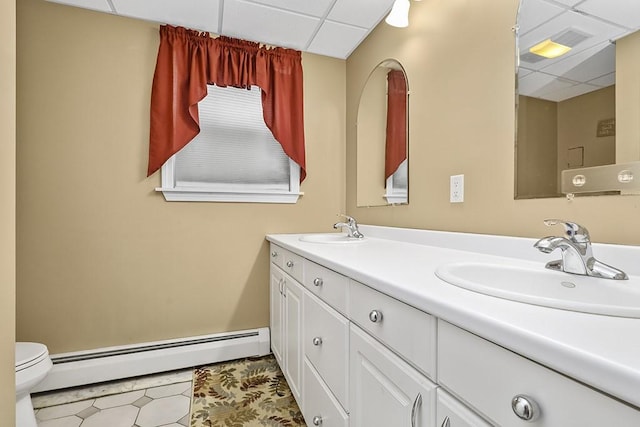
[515,0,640,199]
[357,59,409,207]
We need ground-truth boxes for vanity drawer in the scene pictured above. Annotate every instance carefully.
[282,249,304,283]
[304,359,349,427]
[348,280,436,379]
[269,244,304,283]
[438,320,640,426]
[269,243,284,268]
[304,292,349,410]
[304,260,349,315]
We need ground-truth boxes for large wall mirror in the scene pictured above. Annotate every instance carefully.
[515,0,640,199]
[357,59,409,207]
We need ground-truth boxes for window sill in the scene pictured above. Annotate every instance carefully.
[155,187,302,203]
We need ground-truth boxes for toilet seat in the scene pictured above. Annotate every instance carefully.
[16,342,49,372]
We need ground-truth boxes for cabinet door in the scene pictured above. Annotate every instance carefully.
[436,389,491,427]
[270,266,284,366]
[304,359,349,427]
[284,276,304,404]
[350,324,436,427]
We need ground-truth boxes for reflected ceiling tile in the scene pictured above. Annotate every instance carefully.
[307,20,367,59]
[518,0,565,35]
[520,9,625,58]
[243,0,335,18]
[222,0,320,49]
[46,0,112,13]
[542,42,615,82]
[328,0,394,28]
[589,72,615,87]
[551,0,583,6]
[578,0,640,30]
[519,71,572,96]
[110,0,221,33]
[541,83,602,102]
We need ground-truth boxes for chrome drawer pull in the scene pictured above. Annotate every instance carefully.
[312,415,323,426]
[286,260,294,268]
[369,310,383,323]
[312,337,323,346]
[271,251,278,258]
[512,395,539,421]
[313,277,323,287]
[411,393,422,427]
[441,416,451,427]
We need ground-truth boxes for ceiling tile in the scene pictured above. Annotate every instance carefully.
[518,0,565,35]
[588,71,615,87]
[242,0,335,18]
[541,82,602,102]
[550,0,583,7]
[541,42,614,82]
[519,9,625,63]
[306,20,368,59]
[46,0,112,13]
[110,0,221,33]
[328,0,394,28]
[222,0,320,50]
[578,0,640,30]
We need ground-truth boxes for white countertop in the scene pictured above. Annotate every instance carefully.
[267,225,640,409]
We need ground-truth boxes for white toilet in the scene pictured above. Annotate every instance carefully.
[16,342,53,427]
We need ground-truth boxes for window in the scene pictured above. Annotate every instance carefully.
[385,159,408,204]
[156,85,301,203]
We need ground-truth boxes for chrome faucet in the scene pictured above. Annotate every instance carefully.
[534,219,628,280]
[333,214,364,239]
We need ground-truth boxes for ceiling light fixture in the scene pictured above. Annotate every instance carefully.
[385,0,411,28]
[529,39,572,59]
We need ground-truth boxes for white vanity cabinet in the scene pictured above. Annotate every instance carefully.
[269,245,303,404]
[438,320,640,426]
[268,235,640,427]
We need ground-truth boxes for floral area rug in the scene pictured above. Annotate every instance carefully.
[190,354,305,427]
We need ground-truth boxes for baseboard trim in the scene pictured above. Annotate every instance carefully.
[33,327,271,393]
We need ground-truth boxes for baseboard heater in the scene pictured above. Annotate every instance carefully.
[33,327,270,393]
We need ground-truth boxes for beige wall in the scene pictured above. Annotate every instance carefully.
[346,0,640,245]
[557,85,615,173]
[1,0,16,421]
[516,95,558,198]
[616,30,640,163]
[16,0,345,353]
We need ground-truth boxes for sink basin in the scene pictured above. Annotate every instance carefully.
[435,262,640,318]
[299,233,366,244]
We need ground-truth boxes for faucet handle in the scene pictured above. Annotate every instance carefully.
[336,213,356,225]
[543,219,590,243]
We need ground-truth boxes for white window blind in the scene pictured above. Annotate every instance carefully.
[157,84,301,203]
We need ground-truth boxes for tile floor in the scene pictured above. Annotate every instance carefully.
[32,369,194,427]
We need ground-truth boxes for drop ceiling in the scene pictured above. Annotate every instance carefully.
[518,0,640,102]
[45,0,396,59]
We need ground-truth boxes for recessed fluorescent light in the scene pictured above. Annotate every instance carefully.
[529,39,572,59]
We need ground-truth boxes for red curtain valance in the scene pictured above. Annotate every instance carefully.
[385,69,407,181]
[148,25,306,181]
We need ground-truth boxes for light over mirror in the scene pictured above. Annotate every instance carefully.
[357,59,409,207]
[515,0,640,199]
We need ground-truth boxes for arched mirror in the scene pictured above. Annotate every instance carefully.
[357,59,409,207]
[515,0,640,199]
